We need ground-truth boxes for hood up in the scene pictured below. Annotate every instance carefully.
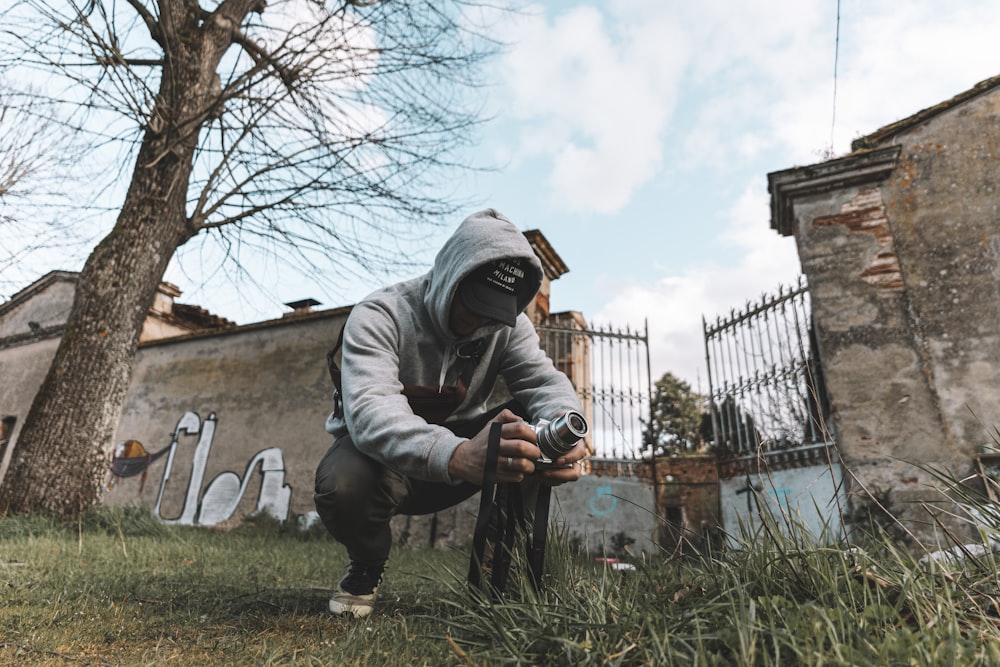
[424,209,544,339]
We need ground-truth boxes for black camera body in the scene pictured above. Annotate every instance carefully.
[532,410,589,468]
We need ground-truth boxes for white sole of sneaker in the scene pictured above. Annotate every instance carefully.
[329,595,375,618]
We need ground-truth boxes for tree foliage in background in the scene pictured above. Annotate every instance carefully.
[0,0,495,519]
[643,372,706,455]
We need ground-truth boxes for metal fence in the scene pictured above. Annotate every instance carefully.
[536,319,652,460]
[702,276,830,458]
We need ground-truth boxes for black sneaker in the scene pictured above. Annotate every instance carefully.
[329,560,385,618]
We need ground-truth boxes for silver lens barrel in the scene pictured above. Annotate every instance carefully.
[535,410,589,460]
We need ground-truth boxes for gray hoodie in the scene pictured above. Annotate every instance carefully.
[325,209,582,484]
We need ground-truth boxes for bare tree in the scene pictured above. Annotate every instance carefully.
[0,0,496,518]
[0,92,41,276]
[0,85,88,291]
[0,102,36,202]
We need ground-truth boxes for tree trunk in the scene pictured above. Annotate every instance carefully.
[0,3,245,519]
[0,149,195,519]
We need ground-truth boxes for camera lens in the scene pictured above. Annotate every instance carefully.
[566,412,587,435]
[536,411,589,460]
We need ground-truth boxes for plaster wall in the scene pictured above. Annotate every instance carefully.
[0,276,75,339]
[388,474,662,558]
[876,92,1000,452]
[719,463,846,547]
[0,337,61,483]
[551,474,659,556]
[106,309,349,524]
[2,279,666,552]
[101,310,664,554]
[789,187,943,463]
[776,87,1000,540]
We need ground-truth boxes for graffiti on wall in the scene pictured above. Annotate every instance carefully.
[719,465,844,547]
[109,439,172,492]
[109,411,292,526]
[588,486,618,516]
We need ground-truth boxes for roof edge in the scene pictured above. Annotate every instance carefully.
[852,74,1000,151]
[767,146,901,237]
[523,229,570,280]
[0,270,79,318]
[138,304,354,349]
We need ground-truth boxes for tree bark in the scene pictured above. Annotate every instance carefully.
[0,1,250,519]
[0,189,191,518]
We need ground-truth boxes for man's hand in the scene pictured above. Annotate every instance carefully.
[535,440,587,487]
[447,409,586,486]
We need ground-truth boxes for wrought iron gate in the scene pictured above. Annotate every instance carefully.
[536,319,652,460]
[702,276,831,461]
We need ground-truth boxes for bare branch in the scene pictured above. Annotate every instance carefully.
[122,0,163,45]
[229,29,299,92]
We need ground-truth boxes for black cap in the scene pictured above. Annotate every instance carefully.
[457,258,527,327]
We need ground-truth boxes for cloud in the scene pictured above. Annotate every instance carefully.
[491,4,687,213]
[489,0,838,192]
[587,0,1000,390]
[594,185,800,389]
[677,0,1000,167]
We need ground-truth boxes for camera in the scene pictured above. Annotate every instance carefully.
[532,411,589,467]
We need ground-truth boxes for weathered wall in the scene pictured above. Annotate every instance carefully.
[877,92,1000,453]
[784,182,947,528]
[0,273,78,481]
[0,272,75,339]
[100,309,666,554]
[390,472,662,558]
[0,337,62,484]
[2,280,669,555]
[106,308,349,525]
[769,84,1000,541]
[553,471,659,556]
[719,463,846,547]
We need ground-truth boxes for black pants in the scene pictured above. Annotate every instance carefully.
[313,403,531,564]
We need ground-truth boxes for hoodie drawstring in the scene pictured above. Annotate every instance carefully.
[438,343,453,393]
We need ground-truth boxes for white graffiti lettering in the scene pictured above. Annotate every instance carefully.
[153,411,292,526]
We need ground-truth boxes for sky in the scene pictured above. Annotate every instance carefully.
[8,0,1000,393]
[443,0,1000,391]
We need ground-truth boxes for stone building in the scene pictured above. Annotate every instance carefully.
[767,74,1000,541]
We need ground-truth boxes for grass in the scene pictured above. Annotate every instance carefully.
[0,509,467,666]
[3,497,1000,666]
